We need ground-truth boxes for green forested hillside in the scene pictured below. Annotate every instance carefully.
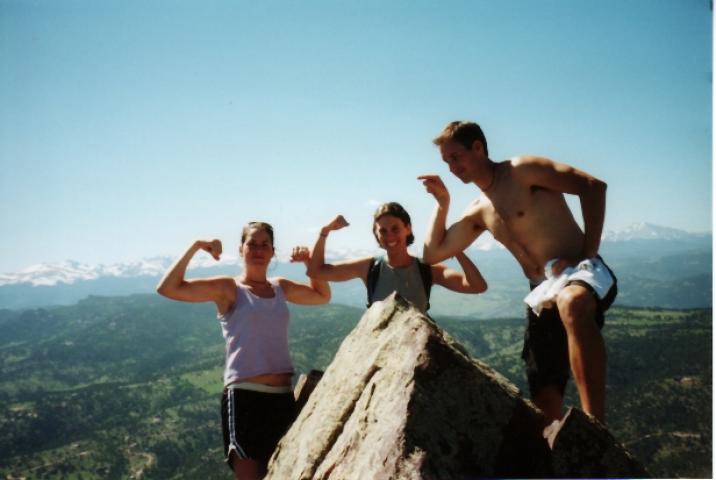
[0,296,710,479]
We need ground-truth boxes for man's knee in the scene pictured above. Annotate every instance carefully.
[556,286,597,330]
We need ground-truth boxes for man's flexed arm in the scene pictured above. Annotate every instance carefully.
[418,175,482,264]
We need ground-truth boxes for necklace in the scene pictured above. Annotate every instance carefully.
[241,277,270,287]
[482,161,497,192]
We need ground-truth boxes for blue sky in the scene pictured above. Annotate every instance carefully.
[0,0,711,273]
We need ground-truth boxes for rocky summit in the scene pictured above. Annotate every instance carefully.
[267,293,647,479]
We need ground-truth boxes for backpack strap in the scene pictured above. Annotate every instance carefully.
[366,256,382,307]
[417,260,433,311]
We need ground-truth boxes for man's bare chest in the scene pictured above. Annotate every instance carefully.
[480,186,537,236]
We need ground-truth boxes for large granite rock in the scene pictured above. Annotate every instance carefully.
[270,294,647,479]
[551,408,647,477]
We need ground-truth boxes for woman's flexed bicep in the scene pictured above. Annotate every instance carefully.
[156,240,235,309]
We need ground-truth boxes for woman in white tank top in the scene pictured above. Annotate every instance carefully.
[156,222,330,480]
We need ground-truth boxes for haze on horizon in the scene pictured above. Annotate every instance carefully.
[0,0,711,274]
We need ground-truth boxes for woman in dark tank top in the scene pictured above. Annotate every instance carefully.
[306,202,488,314]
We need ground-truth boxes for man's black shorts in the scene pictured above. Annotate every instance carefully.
[221,387,297,468]
[521,260,618,398]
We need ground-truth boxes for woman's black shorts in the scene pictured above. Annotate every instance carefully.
[221,386,297,468]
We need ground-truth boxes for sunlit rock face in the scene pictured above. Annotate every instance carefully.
[269,294,647,479]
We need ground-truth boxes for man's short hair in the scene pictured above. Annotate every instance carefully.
[433,121,489,157]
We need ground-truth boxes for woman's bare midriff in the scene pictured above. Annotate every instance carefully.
[230,372,293,387]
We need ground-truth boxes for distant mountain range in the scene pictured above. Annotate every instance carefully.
[0,222,710,313]
[0,248,385,288]
[601,222,711,242]
[0,257,172,287]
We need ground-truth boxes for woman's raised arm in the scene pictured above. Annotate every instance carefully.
[431,251,487,294]
[278,246,331,305]
[156,240,234,308]
[306,215,372,284]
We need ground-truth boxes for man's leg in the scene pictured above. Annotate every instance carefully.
[532,384,564,424]
[523,305,569,424]
[556,284,606,423]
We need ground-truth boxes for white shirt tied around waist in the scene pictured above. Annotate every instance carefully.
[524,257,615,316]
[218,278,294,386]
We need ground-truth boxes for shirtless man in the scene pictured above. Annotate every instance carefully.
[419,121,617,424]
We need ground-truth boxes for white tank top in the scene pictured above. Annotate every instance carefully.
[217,279,293,386]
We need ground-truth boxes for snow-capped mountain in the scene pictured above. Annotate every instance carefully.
[4,224,702,287]
[0,223,710,312]
[468,232,504,251]
[0,248,382,288]
[601,222,709,242]
[0,224,708,288]
[0,257,175,287]
[460,223,710,251]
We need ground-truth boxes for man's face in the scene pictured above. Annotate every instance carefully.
[438,140,481,183]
